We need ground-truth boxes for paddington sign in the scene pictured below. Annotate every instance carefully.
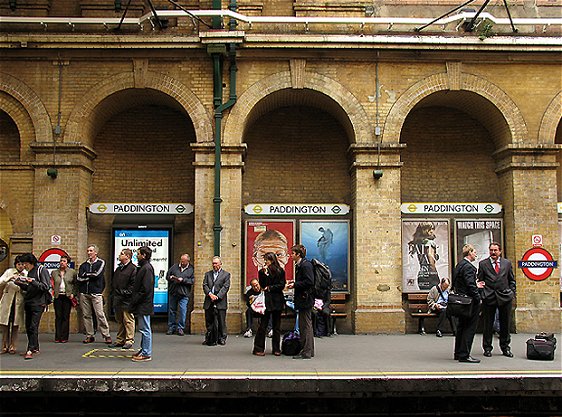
[244,203,350,216]
[401,202,502,215]
[89,203,193,215]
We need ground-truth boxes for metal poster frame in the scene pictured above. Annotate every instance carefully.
[453,218,503,267]
[244,219,295,287]
[402,219,450,293]
[299,219,350,293]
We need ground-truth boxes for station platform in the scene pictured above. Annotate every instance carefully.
[0,331,560,416]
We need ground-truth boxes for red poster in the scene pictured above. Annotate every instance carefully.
[245,220,295,286]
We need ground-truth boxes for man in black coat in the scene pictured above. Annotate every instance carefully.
[202,256,230,346]
[287,244,315,360]
[111,248,136,349]
[165,253,194,336]
[129,246,154,362]
[478,242,516,358]
[452,244,483,363]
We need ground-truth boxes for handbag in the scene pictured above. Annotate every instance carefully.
[250,291,266,315]
[526,333,557,361]
[447,293,472,318]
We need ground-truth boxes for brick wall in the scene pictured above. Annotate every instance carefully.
[400,106,499,202]
[242,106,351,204]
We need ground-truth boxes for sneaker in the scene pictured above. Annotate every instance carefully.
[267,329,273,338]
[122,342,133,349]
[177,329,184,336]
[166,328,175,335]
[104,336,112,345]
[132,355,152,362]
[243,329,253,338]
[83,336,95,344]
[109,342,125,348]
[24,351,33,360]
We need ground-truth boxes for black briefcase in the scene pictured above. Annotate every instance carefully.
[526,333,557,361]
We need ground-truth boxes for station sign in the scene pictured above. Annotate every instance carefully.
[245,203,350,216]
[401,202,502,215]
[518,247,557,282]
[38,247,74,272]
[89,203,193,215]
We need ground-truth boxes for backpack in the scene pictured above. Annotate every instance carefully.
[38,265,53,305]
[311,258,332,299]
[281,331,302,356]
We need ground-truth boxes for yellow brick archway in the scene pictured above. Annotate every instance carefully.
[223,71,373,145]
[63,71,213,147]
[0,91,35,157]
[0,71,53,144]
[538,91,562,143]
[383,72,528,145]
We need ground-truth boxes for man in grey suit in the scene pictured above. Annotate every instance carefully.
[477,242,516,358]
[203,256,230,346]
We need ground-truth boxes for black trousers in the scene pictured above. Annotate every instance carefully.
[24,303,44,352]
[298,308,314,358]
[204,307,227,343]
[482,300,512,352]
[54,295,72,342]
[253,310,282,354]
[454,300,479,360]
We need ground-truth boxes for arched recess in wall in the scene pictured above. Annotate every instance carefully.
[0,208,13,273]
[63,71,213,147]
[223,71,373,146]
[0,72,53,144]
[540,92,562,201]
[383,72,527,147]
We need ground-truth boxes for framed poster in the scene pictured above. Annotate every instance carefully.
[300,220,350,292]
[113,228,172,313]
[245,220,295,286]
[402,220,450,293]
[454,219,503,267]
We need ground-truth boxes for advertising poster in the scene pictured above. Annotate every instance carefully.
[402,220,450,293]
[454,219,503,266]
[113,229,171,313]
[245,220,295,286]
[300,220,349,292]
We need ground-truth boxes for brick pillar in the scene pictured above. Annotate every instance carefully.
[496,144,561,333]
[30,141,96,333]
[190,142,246,335]
[349,143,406,333]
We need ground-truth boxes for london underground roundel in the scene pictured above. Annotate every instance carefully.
[518,247,557,282]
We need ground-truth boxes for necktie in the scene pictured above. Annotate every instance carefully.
[494,261,500,274]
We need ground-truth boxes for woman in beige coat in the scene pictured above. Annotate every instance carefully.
[0,255,26,354]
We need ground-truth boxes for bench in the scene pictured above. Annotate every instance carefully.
[329,292,348,335]
[407,293,437,335]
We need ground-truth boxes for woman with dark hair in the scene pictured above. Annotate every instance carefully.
[15,253,51,360]
[51,255,77,343]
[252,251,286,356]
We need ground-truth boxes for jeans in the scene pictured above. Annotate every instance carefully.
[168,294,189,332]
[137,314,152,357]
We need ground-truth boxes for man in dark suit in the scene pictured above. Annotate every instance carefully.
[453,244,484,363]
[203,256,230,346]
[287,244,315,360]
[477,242,516,358]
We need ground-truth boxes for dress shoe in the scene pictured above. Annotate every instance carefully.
[253,351,265,356]
[104,336,113,345]
[83,336,95,344]
[458,356,480,363]
[502,349,514,358]
[218,339,226,346]
[109,342,125,348]
[483,350,492,357]
[273,352,281,356]
[436,330,443,338]
[122,342,133,349]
